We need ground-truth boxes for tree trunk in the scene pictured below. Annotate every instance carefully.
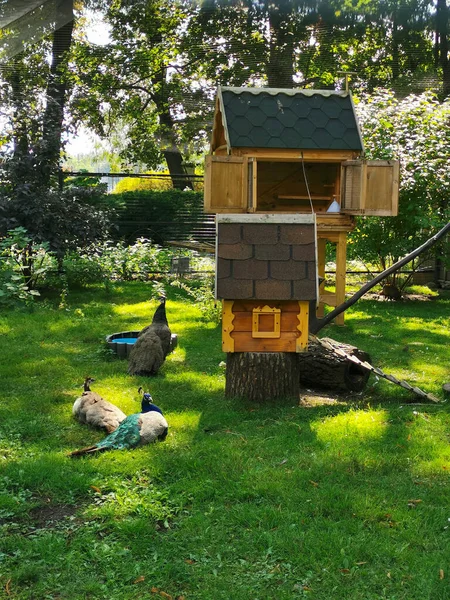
[298,338,371,392]
[155,108,193,191]
[226,352,299,402]
[41,18,74,184]
[267,3,294,87]
[153,69,194,191]
[436,0,450,98]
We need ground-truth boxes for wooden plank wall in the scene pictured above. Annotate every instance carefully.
[222,300,309,353]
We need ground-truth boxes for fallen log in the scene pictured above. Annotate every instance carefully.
[298,337,372,392]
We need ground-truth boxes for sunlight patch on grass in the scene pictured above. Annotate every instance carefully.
[401,317,445,333]
[406,413,450,475]
[0,320,12,334]
[166,410,201,428]
[166,370,225,393]
[313,409,388,447]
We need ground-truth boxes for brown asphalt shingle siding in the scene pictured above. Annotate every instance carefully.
[217,222,317,300]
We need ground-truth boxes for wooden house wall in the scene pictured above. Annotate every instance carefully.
[222,300,309,353]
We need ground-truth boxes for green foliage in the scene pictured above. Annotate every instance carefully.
[0,227,55,305]
[113,174,173,193]
[64,170,107,191]
[112,170,203,194]
[170,275,221,324]
[63,238,173,286]
[0,149,114,256]
[349,90,450,284]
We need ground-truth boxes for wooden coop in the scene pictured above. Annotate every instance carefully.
[204,86,399,400]
[217,214,317,354]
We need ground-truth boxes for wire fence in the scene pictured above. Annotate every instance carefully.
[64,170,215,246]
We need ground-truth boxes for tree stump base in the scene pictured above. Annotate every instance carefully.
[298,337,371,392]
[226,352,299,402]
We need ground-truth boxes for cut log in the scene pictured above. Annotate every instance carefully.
[226,352,299,402]
[298,338,371,392]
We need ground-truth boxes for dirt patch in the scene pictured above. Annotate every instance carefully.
[29,502,79,527]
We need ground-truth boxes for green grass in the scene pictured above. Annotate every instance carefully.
[0,282,449,600]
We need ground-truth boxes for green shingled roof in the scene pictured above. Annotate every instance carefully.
[217,87,364,152]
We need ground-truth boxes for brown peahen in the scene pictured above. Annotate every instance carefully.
[128,296,172,376]
[72,377,127,433]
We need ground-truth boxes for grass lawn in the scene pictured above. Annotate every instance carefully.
[0,282,449,600]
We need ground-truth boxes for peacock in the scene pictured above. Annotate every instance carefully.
[128,295,172,376]
[69,388,168,457]
[72,377,127,433]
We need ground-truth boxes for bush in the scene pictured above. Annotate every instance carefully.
[113,173,173,193]
[0,150,114,256]
[63,238,174,286]
[0,227,56,305]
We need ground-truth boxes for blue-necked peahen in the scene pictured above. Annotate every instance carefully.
[69,388,168,457]
[128,295,172,376]
[72,377,127,433]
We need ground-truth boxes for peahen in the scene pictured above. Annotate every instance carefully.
[128,296,172,376]
[72,377,126,433]
[69,388,168,457]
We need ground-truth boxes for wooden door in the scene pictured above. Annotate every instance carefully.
[204,155,248,213]
[341,160,399,216]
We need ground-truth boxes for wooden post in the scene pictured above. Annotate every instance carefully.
[335,232,347,326]
[317,237,326,318]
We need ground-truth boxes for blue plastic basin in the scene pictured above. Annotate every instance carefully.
[114,338,138,344]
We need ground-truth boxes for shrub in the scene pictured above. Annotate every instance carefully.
[113,173,173,193]
[0,150,114,257]
[0,227,55,305]
[63,238,174,286]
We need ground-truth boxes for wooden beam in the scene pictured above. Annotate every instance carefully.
[236,148,357,161]
[334,232,347,326]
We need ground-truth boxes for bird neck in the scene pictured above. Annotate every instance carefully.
[151,303,168,325]
[141,402,163,415]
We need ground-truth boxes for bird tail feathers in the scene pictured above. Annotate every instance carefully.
[68,445,105,458]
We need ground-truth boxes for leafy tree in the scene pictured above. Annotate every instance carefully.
[185,0,443,95]
[348,89,450,287]
[70,0,198,188]
[0,4,113,261]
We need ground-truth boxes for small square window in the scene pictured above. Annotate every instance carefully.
[252,306,281,338]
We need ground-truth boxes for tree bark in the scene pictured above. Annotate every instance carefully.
[42,18,74,184]
[298,338,371,392]
[226,352,300,402]
[267,2,294,88]
[436,0,450,98]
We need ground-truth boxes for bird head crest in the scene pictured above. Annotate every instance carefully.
[138,386,153,403]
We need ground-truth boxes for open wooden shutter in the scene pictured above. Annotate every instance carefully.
[341,160,399,216]
[204,156,248,213]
